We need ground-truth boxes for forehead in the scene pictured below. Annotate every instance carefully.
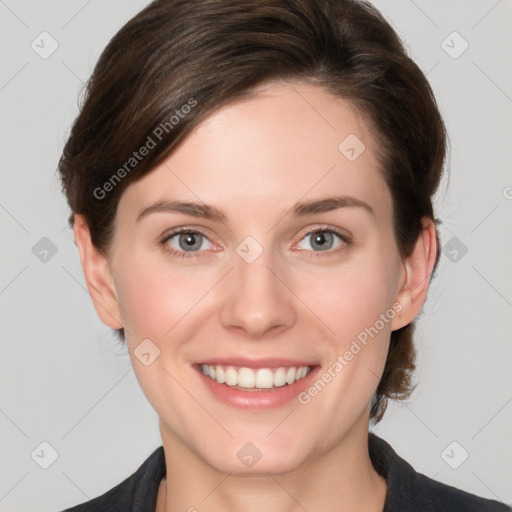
[118,80,391,225]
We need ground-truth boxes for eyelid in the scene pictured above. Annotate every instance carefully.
[161,225,216,241]
[297,224,351,241]
[160,226,218,247]
[159,223,352,258]
[291,224,351,255]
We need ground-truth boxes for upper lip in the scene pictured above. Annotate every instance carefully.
[196,357,317,369]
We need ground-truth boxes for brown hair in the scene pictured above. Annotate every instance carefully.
[58,0,448,422]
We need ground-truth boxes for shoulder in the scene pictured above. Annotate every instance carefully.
[58,446,166,512]
[408,470,510,512]
[368,433,510,512]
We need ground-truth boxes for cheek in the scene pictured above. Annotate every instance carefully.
[113,253,214,342]
[302,255,399,344]
[116,251,226,351]
[296,261,397,424]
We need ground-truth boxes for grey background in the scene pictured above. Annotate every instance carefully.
[1,1,511,510]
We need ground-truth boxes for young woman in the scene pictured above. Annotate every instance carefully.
[57,0,509,510]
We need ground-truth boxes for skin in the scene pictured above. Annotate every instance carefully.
[74,80,437,512]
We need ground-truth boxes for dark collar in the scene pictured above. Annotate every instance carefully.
[62,433,508,511]
[368,433,508,511]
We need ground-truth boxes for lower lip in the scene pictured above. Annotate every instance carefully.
[194,365,320,410]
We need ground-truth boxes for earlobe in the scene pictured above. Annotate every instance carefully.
[391,218,438,331]
[73,214,123,329]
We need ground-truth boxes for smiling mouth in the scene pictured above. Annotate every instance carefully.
[199,364,313,391]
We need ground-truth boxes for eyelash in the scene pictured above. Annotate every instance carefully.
[159,225,351,260]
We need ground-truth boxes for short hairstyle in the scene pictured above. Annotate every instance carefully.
[57,0,448,422]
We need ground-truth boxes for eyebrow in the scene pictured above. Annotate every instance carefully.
[136,195,376,223]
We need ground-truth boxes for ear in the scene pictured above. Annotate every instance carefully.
[391,217,438,331]
[73,214,123,329]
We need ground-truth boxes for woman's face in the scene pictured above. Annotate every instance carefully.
[106,81,408,474]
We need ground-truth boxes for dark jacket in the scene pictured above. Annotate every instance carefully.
[60,433,510,511]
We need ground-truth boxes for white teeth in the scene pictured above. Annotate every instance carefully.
[285,367,296,384]
[255,368,274,389]
[297,367,307,379]
[238,367,255,388]
[225,366,238,386]
[273,367,287,387]
[215,365,225,384]
[200,364,312,390]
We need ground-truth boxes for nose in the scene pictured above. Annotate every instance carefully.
[219,246,297,339]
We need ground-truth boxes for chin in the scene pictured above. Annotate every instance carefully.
[206,448,307,476]
[193,430,314,476]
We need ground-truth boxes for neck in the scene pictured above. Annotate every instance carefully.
[158,414,387,512]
